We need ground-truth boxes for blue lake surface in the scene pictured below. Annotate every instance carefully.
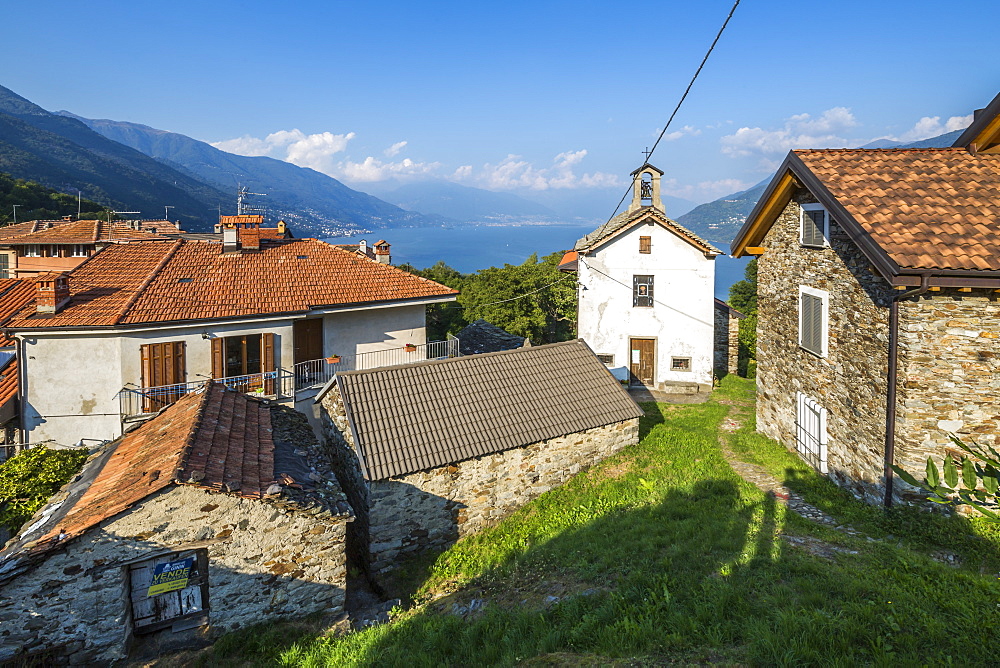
[325,224,749,301]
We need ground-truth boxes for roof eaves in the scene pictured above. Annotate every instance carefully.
[953,92,1000,150]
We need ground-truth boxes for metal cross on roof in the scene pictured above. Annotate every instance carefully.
[642,147,652,160]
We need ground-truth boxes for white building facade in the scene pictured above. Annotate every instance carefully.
[573,164,721,389]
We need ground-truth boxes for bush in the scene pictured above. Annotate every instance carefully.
[0,447,88,534]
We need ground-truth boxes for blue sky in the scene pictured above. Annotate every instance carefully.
[4,1,999,206]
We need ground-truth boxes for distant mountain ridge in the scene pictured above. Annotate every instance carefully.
[675,130,962,246]
[58,113,446,237]
[0,85,228,232]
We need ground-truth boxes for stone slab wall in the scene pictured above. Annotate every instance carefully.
[367,419,639,573]
[894,292,1000,494]
[756,190,896,502]
[713,305,740,376]
[0,485,349,665]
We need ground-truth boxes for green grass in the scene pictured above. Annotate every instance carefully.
[199,377,1000,666]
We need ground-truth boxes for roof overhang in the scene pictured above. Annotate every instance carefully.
[953,92,1000,152]
[581,208,721,257]
[5,293,458,337]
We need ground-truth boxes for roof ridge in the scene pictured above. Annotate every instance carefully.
[173,383,216,484]
[112,239,184,325]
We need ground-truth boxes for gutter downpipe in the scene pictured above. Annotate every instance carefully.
[884,272,932,508]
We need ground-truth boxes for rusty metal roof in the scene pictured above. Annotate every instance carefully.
[335,339,643,480]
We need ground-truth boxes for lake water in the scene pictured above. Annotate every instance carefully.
[325,224,750,300]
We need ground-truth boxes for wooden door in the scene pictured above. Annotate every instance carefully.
[128,549,209,635]
[629,338,655,386]
[293,318,324,364]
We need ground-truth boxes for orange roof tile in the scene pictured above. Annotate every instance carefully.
[1,219,169,245]
[0,356,16,408]
[6,238,458,330]
[24,383,277,554]
[791,148,1000,273]
[0,279,36,346]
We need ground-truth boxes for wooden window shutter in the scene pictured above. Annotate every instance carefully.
[211,338,225,379]
[639,236,651,254]
[802,209,825,247]
[141,344,154,388]
[800,293,823,355]
[261,333,276,394]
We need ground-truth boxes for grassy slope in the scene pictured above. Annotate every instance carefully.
[201,378,1000,666]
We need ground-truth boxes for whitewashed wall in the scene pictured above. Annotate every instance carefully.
[577,221,716,387]
[19,303,429,445]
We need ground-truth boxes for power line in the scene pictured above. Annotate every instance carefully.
[591,0,742,241]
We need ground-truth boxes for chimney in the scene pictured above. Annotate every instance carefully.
[238,225,261,250]
[222,226,239,253]
[36,273,71,314]
[358,239,368,256]
[374,240,391,264]
[277,220,286,235]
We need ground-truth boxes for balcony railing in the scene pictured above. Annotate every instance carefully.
[117,339,461,422]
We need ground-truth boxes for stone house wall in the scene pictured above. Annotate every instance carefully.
[894,292,1000,491]
[367,419,638,573]
[0,484,349,665]
[756,190,897,502]
[713,305,740,376]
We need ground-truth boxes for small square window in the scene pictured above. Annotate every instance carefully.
[596,354,614,365]
[671,357,691,371]
[639,236,651,254]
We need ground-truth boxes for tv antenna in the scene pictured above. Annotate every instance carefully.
[164,205,174,220]
[237,185,267,216]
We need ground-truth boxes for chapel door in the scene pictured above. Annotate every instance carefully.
[293,318,324,364]
[629,338,655,386]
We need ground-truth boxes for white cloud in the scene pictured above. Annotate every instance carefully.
[384,141,407,157]
[720,107,858,158]
[880,114,973,143]
[455,150,621,191]
[653,124,701,141]
[212,129,356,174]
[661,177,751,202]
[339,156,442,182]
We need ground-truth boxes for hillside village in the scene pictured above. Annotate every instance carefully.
[2,77,1000,664]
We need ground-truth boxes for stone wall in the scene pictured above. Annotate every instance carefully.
[0,485,350,665]
[713,304,741,376]
[367,419,639,573]
[756,190,896,502]
[894,292,1000,493]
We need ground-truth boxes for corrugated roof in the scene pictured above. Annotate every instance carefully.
[335,339,643,480]
[6,238,457,330]
[575,206,721,256]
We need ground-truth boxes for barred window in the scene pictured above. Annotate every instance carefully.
[633,275,654,307]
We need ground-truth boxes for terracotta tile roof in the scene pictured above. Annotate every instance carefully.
[575,207,721,256]
[0,279,36,346]
[0,220,52,241]
[6,238,458,330]
[30,384,276,550]
[0,355,16,409]
[557,250,578,272]
[1,219,168,245]
[794,148,1000,273]
[331,339,643,480]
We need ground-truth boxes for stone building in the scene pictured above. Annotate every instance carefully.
[455,319,529,355]
[713,298,744,378]
[563,163,722,390]
[317,339,642,573]
[730,91,1000,505]
[0,383,353,665]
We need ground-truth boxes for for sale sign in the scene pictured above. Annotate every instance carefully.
[147,557,194,597]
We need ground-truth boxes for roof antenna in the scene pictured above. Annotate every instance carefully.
[236,185,267,217]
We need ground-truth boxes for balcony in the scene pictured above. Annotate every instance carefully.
[117,338,460,423]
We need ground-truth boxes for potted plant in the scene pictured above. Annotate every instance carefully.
[404,343,417,353]
[326,355,342,364]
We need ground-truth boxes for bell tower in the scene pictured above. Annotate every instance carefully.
[627,163,665,213]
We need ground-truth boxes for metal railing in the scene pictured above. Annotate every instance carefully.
[292,338,461,392]
[117,339,461,422]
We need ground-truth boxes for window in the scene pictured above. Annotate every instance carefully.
[799,286,828,357]
[140,341,187,411]
[211,333,276,393]
[796,392,828,473]
[633,275,654,307]
[127,548,209,635]
[71,244,89,257]
[639,236,651,254]
[24,245,40,258]
[0,254,7,280]
[596,354,614,365]
[800,203,828,248]
[671,357,691,371]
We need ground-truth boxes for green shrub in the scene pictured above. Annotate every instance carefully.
[0,447,88,534]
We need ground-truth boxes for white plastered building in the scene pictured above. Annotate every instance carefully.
[567,164,721,389]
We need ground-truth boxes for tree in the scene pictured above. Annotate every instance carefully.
[893,436,1000,522]
[0,447,89,534]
